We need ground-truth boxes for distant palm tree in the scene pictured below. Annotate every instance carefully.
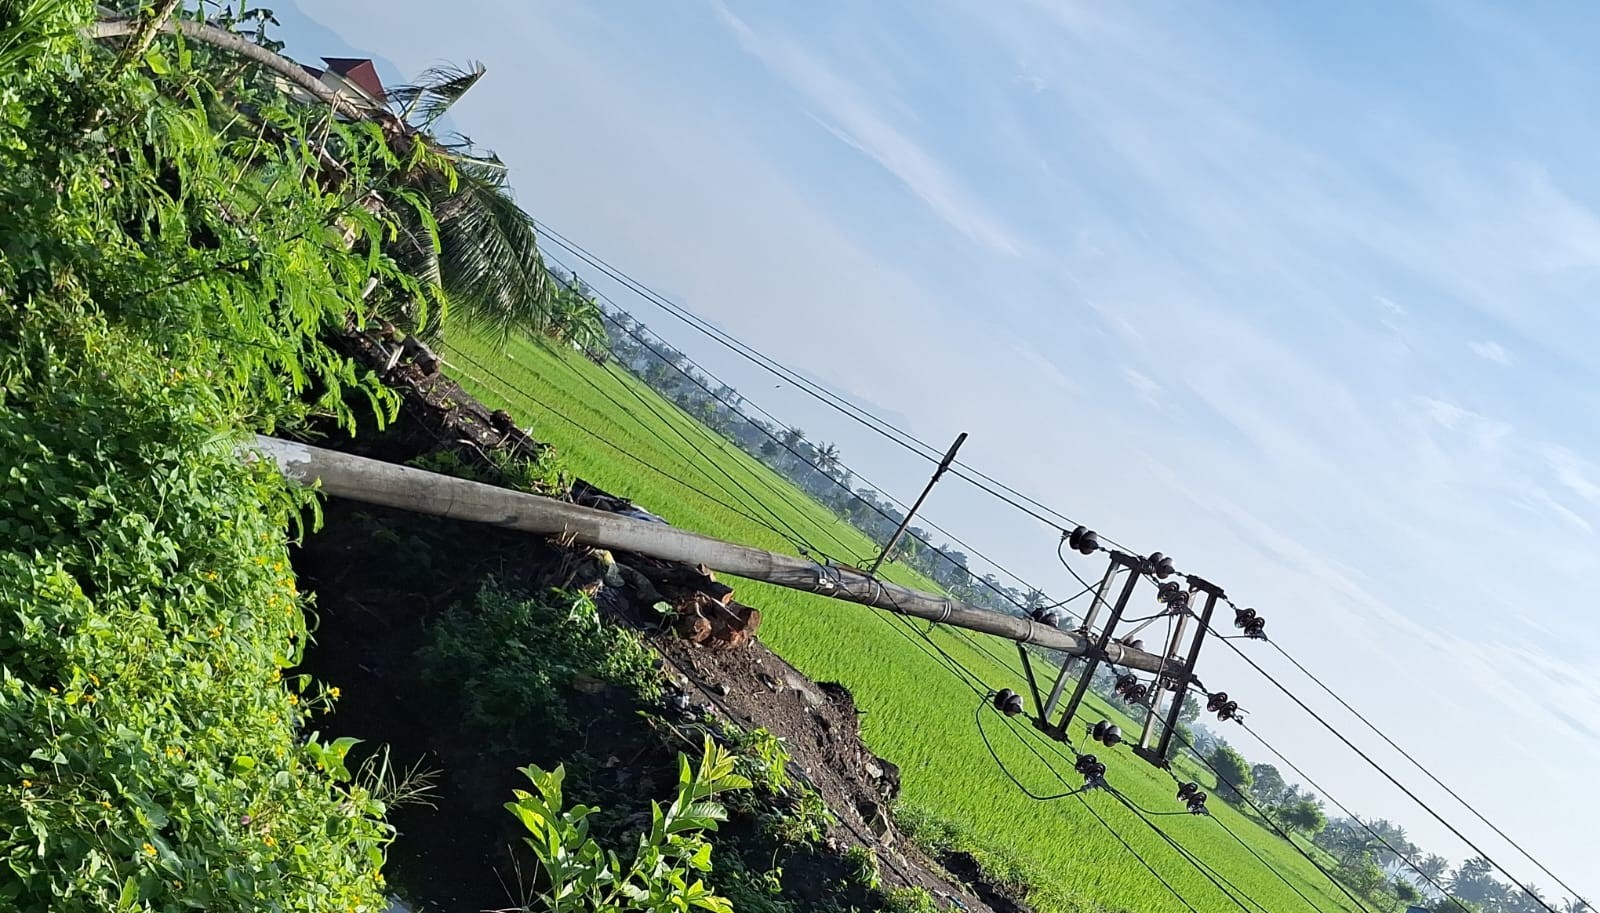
[814,441,841,477]
[1416,854,1450,886]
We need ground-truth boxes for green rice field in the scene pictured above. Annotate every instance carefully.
[440,328,1368,913]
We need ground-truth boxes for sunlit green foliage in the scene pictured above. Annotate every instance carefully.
[0,2,425,909]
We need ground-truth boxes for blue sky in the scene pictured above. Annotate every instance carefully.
[284,1,1600,900]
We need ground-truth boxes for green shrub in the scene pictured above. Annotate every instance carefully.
[884,886,941,913]
[505,736,750,913]
[0,304,392,912]
[731,727,791,794]
[406,443,567,496]
[0,2,434,908]
[418,584,662,743]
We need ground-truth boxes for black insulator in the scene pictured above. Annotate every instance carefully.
[1206,691,1229,713]
[1177,782,1200,801]
[1187,791,1209,814]
[1156,581,1182,604]
[1075,754,1107,785]
[993,689,1024,716]
[1233,606,1257,629]
[1123,684,1149,704]
[1092,720,1122,746]
[1146,552,1176,579]
[1032,607,1068,628]
[1067,526,1100,555]
[1216,701,1241,722]
[1114,674,1138,694]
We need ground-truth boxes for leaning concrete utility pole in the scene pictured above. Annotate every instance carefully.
[249,436,1177,675]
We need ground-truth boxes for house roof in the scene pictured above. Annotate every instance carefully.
[320,57,388,105]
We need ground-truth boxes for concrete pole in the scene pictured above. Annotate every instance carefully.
[249,436,1178,675]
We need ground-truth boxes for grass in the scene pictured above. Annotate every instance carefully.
[439,328,1373,913]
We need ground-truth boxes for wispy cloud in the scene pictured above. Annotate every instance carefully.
[1120,366,1164,406]
[1469,340,1516,365]
[709,2,1025,257]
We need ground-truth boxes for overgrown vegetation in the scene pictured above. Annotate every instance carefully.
[418,583,661,744]
[0,1,417,907]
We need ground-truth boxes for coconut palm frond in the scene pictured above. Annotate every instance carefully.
[391,60,486,129]
[432,162,557,342]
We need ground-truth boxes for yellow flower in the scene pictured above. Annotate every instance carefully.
[83,693,96,703]
[21,779,32,788]
[271,669,281,683]
[328,687,341,700]
[100,800,112,810]
[263,835,277,847]
[89,674,100,686]
[287,695,298,706]
[143,843,157,857]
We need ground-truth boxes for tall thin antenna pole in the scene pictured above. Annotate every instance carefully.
[866,432,966,577]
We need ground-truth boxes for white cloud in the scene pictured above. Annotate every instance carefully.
[710,2,1025,258]
[1120,366,1164,406]
[1469,340,1516,365]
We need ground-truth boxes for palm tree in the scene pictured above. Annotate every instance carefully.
[814,441,842,478]
[1416,854,1450,886]
[378,62,571,343]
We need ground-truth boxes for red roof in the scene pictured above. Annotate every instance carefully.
[320,57,388,104]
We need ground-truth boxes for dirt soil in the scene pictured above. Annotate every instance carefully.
[290,329,1030,913]
[646,624,1028,913]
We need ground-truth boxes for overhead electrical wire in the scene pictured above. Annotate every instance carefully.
[1231,718,1472,913]
[519,223,1582,911]
[532,220,1139,551]
[1263,636,1592,910]
[444,348,821,552]
[1209,627,1564,913]
[543,253,1067,615]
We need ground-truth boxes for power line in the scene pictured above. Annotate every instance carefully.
[1155,724,1384,913]
[546,254,1066,615]
[532,271,857,560]
[1232,719,1472,913]
[445,347,827,556]
[1211,628,1562,913]
[591,358,855,560]
[523,223,1580,911]
[1105,788,1266,913]
[972,683,1331,913]
[1264,637,1592,910]
[533,221,1137,551]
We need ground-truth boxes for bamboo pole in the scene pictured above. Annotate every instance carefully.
[249,436,1172,674]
